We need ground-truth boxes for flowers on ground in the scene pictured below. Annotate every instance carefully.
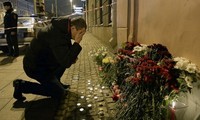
[89,46,108,66]
[173,57,200,90]
[102,57,115,64]
[90,42,200,120]
[89,47,116,86]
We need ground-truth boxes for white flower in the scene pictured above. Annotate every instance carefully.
[186,63,198,73]
[164,95,169,100]
[187,83,193,88]
[184,76,193,88]
[173,57,181,62]
[95,53,99,56]
[133,46,143,52]
[140,44,148,50]
[185,76,193,83]
[173,57,189,63]
[102,52,107,57]
[174,61,187,70]
[173,57,190,70]
[132,44,148,52]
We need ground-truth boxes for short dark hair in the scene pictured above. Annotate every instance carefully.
[3,2,12,7]
[71,17,87,30]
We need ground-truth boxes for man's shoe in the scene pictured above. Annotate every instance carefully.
[62,83,70,89]
[13,79,26,101]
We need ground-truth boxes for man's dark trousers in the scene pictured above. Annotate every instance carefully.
[6,32,19,56]
[21,66,66,99]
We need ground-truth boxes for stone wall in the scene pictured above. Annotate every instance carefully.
[86,0,115,48]
[89,26,113,48]
[137,0,200,119]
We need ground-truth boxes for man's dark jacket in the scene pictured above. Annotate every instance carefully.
[23,17,82,76]
[4,8,18,33]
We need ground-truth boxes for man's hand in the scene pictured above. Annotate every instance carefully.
[74,29,86,43]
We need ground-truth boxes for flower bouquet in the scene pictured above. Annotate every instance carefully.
[90,42,200,120]
[89,47,116,86]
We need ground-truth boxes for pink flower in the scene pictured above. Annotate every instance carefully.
[98,66,103,71]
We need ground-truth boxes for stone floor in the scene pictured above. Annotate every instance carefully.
[54,32,116,120]
[0,32,116,120]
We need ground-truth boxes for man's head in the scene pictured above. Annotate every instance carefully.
[70,17,87,40]
[3,1,12,10]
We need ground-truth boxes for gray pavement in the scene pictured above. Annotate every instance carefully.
[0,32,116,120]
